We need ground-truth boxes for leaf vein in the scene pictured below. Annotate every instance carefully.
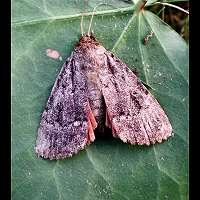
[86,149,130,200]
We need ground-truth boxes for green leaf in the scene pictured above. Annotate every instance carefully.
[12,1,188,200]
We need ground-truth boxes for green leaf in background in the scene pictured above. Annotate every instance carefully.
[12,0,188,199]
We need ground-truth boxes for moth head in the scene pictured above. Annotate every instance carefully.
[79,33,99,45]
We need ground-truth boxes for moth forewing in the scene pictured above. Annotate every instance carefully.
[36,34,172,159]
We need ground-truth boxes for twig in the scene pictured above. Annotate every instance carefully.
[162,5,165,21]
[154,2,189,15]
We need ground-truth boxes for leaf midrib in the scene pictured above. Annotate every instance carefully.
[12,6,134,27]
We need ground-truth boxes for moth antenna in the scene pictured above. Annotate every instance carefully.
[87,3,115,36]
[87,6,96,36]
[80,14,84,36]
[81,0,88,35]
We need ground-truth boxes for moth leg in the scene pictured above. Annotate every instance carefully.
[105,109,119,138]
[87,104,97,143]
[88,120,95,142]
[88,105,98,129]
[105,109,112,129]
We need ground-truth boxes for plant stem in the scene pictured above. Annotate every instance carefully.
[154,2,189,15]
[162,5,165,21]
[156,6,165,16]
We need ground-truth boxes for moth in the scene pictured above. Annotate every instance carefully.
[35,11,172,160]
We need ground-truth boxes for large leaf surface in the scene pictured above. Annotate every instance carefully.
[12,0,188,199]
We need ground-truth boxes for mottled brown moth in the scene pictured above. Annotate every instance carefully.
[35,9,172,160]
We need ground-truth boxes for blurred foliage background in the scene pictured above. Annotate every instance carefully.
[149,1,189,43]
